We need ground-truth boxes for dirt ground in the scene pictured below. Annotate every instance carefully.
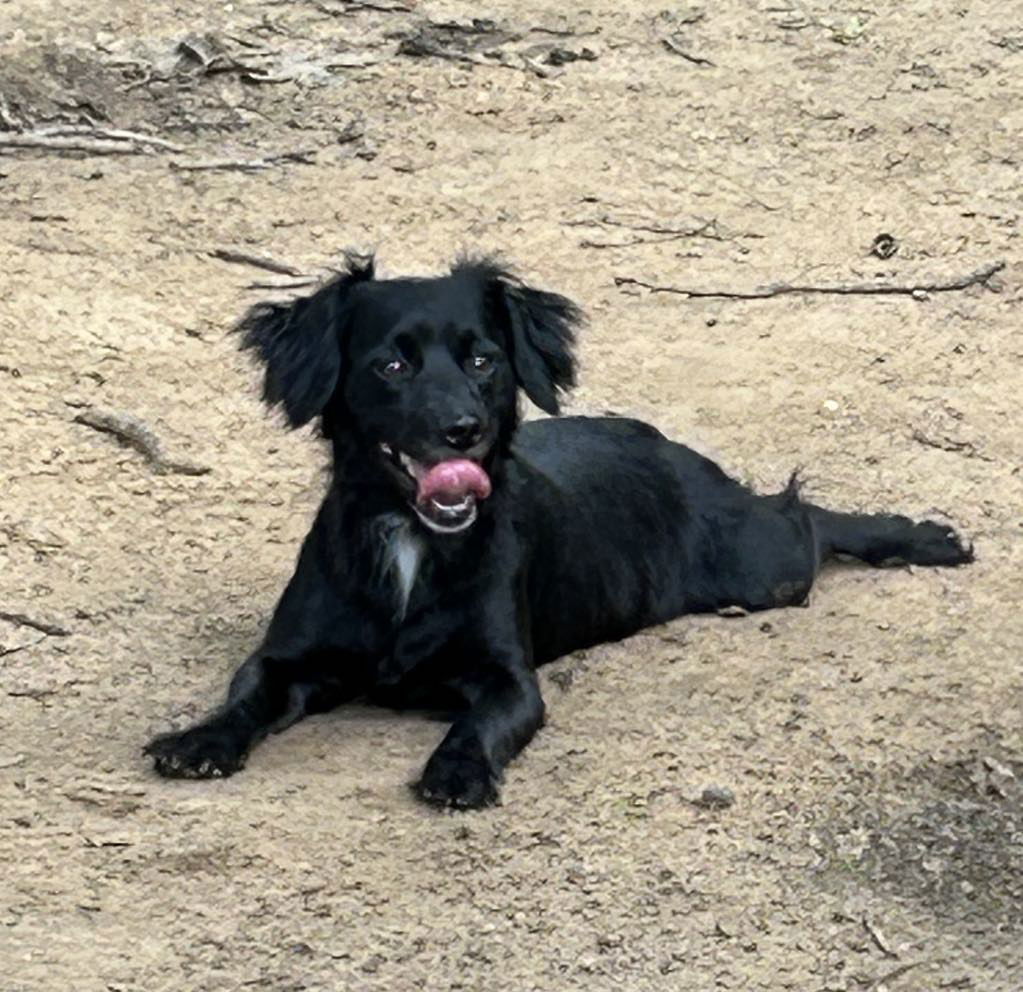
[2,1,1021,988]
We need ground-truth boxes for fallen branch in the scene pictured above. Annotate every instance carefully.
[210,248,305,277]
[0,612,71,637]
[170,150,315,173]
[73,410,211,477]
[0,125,184,156]
[614,260,1005,300]
[49,126,184,151]
[1,134,159,155]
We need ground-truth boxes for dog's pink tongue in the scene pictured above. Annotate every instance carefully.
[417,460,492,505]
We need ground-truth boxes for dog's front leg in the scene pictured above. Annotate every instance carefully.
[146,507,383,779]
[415,659,544,810]
[145,650,368,779]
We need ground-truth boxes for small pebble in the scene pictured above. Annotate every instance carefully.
[820,399,841,418]
[696,785,735,809]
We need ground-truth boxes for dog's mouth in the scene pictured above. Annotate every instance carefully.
[379,443,492,535]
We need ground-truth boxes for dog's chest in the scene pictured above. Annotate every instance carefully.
[373,516,476,684]
[379,519,425,619]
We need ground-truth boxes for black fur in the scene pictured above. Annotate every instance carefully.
[145,257,973,808]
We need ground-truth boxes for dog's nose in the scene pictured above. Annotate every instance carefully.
[445,416,483,451]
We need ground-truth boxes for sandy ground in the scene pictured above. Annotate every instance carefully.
[2,1,1021,989]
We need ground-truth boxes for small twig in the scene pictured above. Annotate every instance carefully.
[313,0,412,12]
[614,260,1006,300]
[73,409,210,476]
[582,233,695,249]
[0,612,71,637]
[210,248,305,277]
[397,41,558,78]
[0,635,47,659]
[866,960,925,989]
[862,915,898,958]
[7,688,58,701]
[170,150,315,173]
[662,36,715,66]
[397,38,478,63]
[575,219,749,249]
[910,430,993,462]
[567,214,757,244]
[531,25,596,37]
[346,0,414,10]
[245,276,321,290]
[335,117,365,144]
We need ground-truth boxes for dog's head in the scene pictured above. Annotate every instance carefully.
[238,257,582,534]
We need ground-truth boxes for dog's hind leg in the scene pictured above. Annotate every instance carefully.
[807,505,973,568]
[707,480,970,615]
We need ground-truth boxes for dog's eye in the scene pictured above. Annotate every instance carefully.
[381,358,409,378]
[468,355,492,373]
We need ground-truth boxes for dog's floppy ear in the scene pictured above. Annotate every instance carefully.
[236,256,374,427]
[458,259,582,414]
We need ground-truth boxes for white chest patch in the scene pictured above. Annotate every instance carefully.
[381,519,425,619]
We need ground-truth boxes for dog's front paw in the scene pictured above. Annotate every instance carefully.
[144,723,247,779]
[415,744,500,810]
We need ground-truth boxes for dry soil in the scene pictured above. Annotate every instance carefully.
[2,1,1021,989]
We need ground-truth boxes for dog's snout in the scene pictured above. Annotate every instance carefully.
[445,415,483,451]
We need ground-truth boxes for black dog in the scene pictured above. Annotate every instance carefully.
[145,257,973,807]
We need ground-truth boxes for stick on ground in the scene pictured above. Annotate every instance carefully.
[170,150,316,173]
[862,915,898,958]
[866,960,925,990]
[614,261,1006,300]
[73,410,211,476]
[210,248,306,277]
[0,126,184,156]
[662,36,715,66]
[245,276,321,290]
[0,612,71,637]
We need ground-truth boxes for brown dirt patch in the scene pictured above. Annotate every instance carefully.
[3,1,1021,989]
